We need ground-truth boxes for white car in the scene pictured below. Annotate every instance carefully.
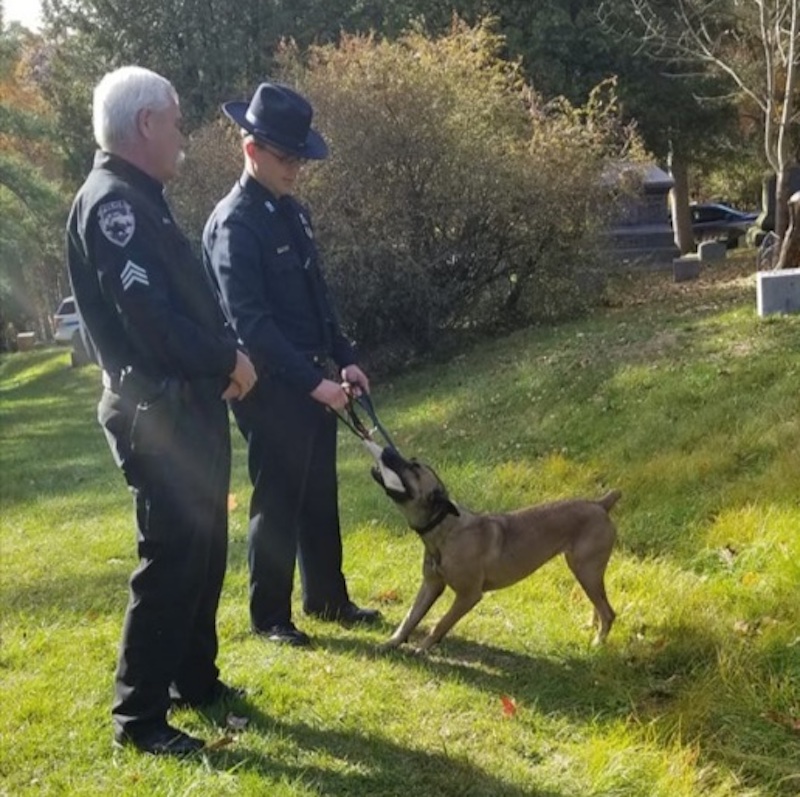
[53,296,81,344]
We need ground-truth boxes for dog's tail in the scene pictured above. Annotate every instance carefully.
[597,489,622,513]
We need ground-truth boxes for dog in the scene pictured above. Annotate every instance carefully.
[369,445,620,652]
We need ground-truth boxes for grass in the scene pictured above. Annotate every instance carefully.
[1,256,799,796]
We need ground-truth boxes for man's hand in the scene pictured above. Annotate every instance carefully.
[222,349,257,400]
[310,378,350,411]
[341,364,370,397]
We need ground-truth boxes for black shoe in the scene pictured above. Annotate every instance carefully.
[310,601,382,626]
[114,724,205,756]
[254,622,311,647]
[205,680,248,705]
[172,679,248,708]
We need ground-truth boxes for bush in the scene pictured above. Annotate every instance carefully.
[174,18,642,365]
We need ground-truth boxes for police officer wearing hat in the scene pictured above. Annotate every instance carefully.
[203,82,380,646]
[66,66,257,755]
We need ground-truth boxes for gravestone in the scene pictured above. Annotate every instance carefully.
[756,268,800,316]
[698,240,726,262]
[606,163,679,267]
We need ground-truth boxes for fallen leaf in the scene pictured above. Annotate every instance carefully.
[204,735,235,751]
[375,589,401,604]
[761,711,800,733]
[733,619,757,636]
[226,713,248,732]
[500,695,518,717]
[718,545,737,567]
[741,571,759,587]
[227,493,238,511]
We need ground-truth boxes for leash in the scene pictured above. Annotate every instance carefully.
[335,392,399,452]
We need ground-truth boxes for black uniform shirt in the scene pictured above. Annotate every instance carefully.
[66,151,237,386]
[203,173,355,394]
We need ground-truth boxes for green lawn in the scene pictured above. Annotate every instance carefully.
[1,259,799,796]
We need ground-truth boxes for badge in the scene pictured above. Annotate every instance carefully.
[98,200,136,247]
[298,211,314,240]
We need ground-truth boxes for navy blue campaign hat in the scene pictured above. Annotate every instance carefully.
[222,82,328,160]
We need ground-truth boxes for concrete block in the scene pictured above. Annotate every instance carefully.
[672,255,701,282]
[698,240,727,262]
[16,332,35,351]
[757,268,800,316]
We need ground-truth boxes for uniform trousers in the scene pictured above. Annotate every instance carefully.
[233,374,350,631]
[98,382,230,739]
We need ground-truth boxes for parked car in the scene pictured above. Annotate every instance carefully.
[688,202,758,248]
[53,296,91,366]
[53,296,81,343]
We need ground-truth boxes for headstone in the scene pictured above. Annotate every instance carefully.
[698,240,726,262]
[673,254,701,282]
[756,268,800,316]
[606,163,680,267]
[16,332,35,351]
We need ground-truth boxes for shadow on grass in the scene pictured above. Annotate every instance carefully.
[0,568,129,621]
[200,703,562,797]
[303,627,796,796]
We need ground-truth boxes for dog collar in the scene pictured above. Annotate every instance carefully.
[412,504,453,535]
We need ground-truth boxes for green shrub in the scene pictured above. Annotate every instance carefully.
[174,19,644,364]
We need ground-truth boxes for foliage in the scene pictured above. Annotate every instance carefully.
[175,20,643,361]
[2,256,800,795]
[301,22,645,356]
[0,22,70,345]
[603,0,800,238]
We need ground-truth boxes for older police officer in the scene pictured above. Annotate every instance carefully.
[203,83,380,647]
[66,66,256,755]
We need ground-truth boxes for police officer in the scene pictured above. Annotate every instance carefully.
[203,82,380,646]
[66,66,257,755]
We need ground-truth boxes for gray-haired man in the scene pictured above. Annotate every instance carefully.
[66,66,256,755]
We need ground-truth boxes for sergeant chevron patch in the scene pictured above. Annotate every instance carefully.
[121,260,149,291]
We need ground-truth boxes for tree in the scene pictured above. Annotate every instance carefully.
[174,20,645,361]
[610,0,799,245]
[0,20,70,344]
[375,1,740,254]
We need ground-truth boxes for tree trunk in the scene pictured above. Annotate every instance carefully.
[774,166,793,241]
[668,147,694,255]
[775,190,800,270]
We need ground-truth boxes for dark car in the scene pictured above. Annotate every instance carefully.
[688,202,758,248]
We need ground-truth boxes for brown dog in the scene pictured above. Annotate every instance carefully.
[371,446,620,651]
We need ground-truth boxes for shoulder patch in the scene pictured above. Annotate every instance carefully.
[98,200,136,247]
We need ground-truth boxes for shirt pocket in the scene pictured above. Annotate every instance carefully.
[264,247,309,305]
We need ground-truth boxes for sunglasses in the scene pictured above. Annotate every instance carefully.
[253,140,307,167]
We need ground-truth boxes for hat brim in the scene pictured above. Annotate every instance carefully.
[222,100,328,161]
